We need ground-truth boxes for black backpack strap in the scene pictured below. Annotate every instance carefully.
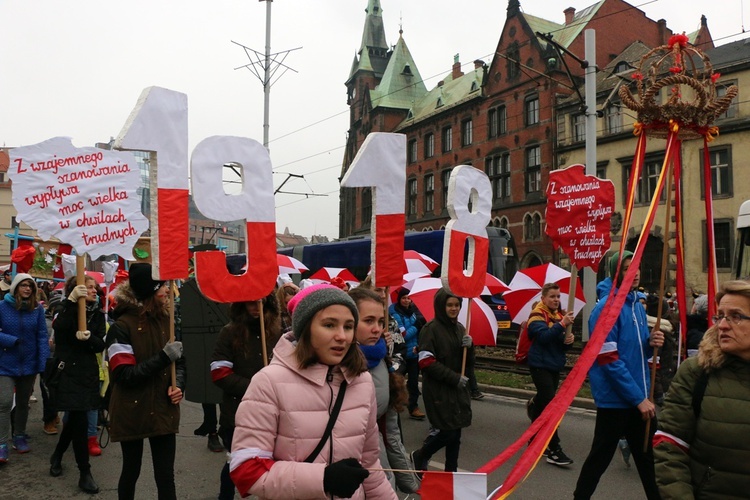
[304,380,348,463]
[692,370,709,418]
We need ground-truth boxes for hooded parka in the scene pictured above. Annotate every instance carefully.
[106,282,187,442]
[417,288,472,431]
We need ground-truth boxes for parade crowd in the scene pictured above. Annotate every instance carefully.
[0,252,748,499]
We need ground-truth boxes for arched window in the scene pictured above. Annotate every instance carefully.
[524,214,533,241]
[532,213,542,240]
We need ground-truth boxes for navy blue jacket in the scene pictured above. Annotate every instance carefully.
[527,305,569,372]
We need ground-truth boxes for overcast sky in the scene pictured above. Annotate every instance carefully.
[1,0,747,240]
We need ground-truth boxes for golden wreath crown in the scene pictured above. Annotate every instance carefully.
[619,33,738,140]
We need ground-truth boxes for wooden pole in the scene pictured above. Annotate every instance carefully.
[76,255,86,331]
[644,161,673,452]
[169,281,176,389]
[566,265,578,336]
[461,298,472,377]
[259,299,268,366]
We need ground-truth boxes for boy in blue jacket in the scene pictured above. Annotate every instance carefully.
[574,251,664,500]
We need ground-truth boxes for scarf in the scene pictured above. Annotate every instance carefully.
[359,337,387,370]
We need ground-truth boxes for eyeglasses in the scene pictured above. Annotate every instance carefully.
[712,312,750,325]
[17,283,32,289]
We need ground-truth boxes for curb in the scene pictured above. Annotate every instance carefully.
[476,383,597,411]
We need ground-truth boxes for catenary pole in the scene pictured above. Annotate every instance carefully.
[582,29,597,341]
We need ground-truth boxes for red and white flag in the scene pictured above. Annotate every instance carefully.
[419,471,487,500]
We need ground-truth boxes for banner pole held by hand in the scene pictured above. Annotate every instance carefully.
[76,255,86,332]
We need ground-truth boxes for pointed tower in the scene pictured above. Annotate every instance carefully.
[346,0,390,119]
[341,0,391,238]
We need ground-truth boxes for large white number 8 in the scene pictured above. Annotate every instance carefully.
[441,165,491,297]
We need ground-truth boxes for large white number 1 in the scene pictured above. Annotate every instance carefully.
[115,87,190,280]
[441,165,491,297]
[341,133,406,287]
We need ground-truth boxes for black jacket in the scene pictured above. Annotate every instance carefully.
[52,299,106,411]
[418,288,472,430]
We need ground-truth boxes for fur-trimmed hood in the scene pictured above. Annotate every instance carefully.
[697,326,729,372]
[111,281,142,319]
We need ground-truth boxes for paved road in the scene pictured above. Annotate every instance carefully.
[400,391,646,499]
[5,386,650,499]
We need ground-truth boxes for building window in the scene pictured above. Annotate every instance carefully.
[507,43,520,80]
[461,119,473,147]
[524,214,532,241]
[556,114,566,143]
[442,126,453,153]
[573,114,586,141]
[716,82,738,119]
[623,157,666,205]
[525,146,541,194]
[532,213,542,240]
[488,106,506,138]
[604,104,622,134]
[424,174,435,213]
[424,133,435,159]
[485,152,511,202]
[408,139,418,163]
[596,163,607,179]
[705,219,733,270]
[441,169,452,209]
[407,178,417,216]
[525,96,540,126]
[701,146,732,198]
[361,188,372,227]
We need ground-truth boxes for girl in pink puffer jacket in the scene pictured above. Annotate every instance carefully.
[229,284,396,500]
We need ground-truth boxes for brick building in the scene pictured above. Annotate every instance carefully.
[340,0,679,271]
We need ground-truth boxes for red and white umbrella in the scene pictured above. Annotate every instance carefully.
[277,254,308,275]
[503,263,586,323]
[406,277,497,346]
[308,267,359,287]
[483,274,510,296]
[403,250,439,275]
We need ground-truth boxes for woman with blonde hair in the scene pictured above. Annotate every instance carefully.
[654,280,750,498]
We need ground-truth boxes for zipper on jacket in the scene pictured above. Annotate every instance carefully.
[632,292,648,396]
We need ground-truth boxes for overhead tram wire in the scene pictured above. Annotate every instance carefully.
[264,2,749,184]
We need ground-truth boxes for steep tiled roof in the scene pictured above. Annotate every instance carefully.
[370,34,428,110]
[527,1,604,50]
[395,65,483,129]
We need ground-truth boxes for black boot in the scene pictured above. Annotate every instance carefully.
[49,453,62,477]
[78,471,99,494]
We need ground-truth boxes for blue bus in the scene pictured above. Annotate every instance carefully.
[278,227,514,283]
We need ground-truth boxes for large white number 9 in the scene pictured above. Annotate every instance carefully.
[191,136,277,302]
[441,165,491,297]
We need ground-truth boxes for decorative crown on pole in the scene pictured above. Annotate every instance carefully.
[619,33,738,140]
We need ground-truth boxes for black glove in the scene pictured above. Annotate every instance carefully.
[323,458,369,498]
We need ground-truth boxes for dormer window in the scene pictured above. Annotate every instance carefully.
[470,81,479,92]
[403,64,412,75]
[614,61,630,74]
[436,97,443,108]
